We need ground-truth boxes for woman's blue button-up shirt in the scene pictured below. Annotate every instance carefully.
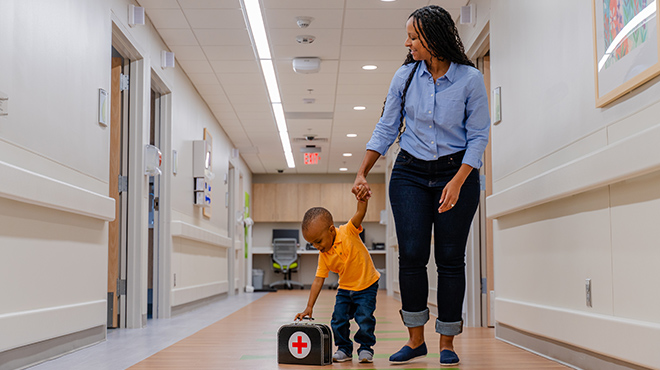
[366,61,491,169]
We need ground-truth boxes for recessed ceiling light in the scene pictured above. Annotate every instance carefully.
[346,133,357,138]
[381,0,396,2]
[353,106,366,110]
[362,65,378,70]
[339,168,348,171]
[342,153,352,157]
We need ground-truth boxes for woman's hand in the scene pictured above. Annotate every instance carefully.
[438,179,462,213]
[352,175,372,201]
[295,307,313,321]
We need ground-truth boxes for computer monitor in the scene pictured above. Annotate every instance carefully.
[272,229,300,244]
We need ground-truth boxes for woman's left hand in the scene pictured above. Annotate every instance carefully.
[438,180,461,213]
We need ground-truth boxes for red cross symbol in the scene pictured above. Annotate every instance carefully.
[288,331,311,359]
[292,335,307,354]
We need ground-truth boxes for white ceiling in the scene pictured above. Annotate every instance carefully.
[137,0,468,174]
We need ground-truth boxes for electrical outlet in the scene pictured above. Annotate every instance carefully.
[585,278,592,307]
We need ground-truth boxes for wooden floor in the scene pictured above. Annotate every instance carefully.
[129,290,571,370]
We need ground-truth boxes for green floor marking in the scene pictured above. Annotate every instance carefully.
[371,337,410,341]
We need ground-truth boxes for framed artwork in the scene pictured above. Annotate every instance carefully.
[592,0,660,107]
[203,128,213,219]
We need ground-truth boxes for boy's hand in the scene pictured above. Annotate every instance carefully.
[295,307,313,321]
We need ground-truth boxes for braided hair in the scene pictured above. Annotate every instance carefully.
[389,5,474,141]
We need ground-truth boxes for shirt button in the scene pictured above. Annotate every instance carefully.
[433,155,437,158]
[431,141,434,144]
[431,94,434,97]
[428,111,432,114]
[429,125,432,128]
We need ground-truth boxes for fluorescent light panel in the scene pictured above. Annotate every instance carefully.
[272,103,288,133]
[244,0,271,59]
[260,59,281,103]
[243,0,295,168]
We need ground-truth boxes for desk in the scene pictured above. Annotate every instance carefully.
[252,247,386,288]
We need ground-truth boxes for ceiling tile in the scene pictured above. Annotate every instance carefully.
[183,9,246,29]
[196,84,227,95]
[341,28,405,46]
[263,0,344,9]
[168,45,207,60]
[203,45,255,60]
[345,0,428,9]
[264,9,344,29]
[193,29,251,46]
[158,29,199,45]
[343,9,414,29]
[145,9,189,29]
[339,45,408,61]
[137,0,180,9]
[210,60,260,74]
[217,73,264,87]
[177,59,215,74]
[178,0,241,9]
[187,73,220,85]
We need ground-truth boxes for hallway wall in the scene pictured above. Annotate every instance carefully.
[487,1,660,369]
[0,0,251,366]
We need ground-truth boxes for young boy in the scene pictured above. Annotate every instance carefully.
[294,195,380,363]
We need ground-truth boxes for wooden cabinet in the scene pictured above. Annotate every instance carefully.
[252,182,386,223]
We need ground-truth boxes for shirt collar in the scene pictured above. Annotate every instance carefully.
[417,61,457,83]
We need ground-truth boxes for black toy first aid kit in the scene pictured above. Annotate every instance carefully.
[277,320,332,365]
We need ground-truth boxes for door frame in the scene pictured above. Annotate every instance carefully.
[150,70,173,318]
[111,17,148,329]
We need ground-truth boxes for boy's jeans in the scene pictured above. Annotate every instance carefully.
[331,280,379,355]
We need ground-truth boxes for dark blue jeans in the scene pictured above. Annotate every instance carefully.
[331,280,378,355]
[389,149,480,336]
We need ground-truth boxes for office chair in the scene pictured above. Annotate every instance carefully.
[269,238,304,290]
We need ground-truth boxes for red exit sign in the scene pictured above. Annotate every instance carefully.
[304,152,319,165]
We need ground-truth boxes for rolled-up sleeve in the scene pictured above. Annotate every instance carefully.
[462,72,491,169]
[366,70,406,156]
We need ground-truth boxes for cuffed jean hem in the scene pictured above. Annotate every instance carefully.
[435,319,463,336]
[399,309,429,328]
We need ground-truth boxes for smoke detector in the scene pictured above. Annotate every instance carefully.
[296,35,316,44]
[296,16,313,28]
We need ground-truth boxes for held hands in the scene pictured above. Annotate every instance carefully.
[438,179,461,213]
[294,307,313,321]
[352,176,372,201]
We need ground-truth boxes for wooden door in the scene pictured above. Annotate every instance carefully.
[107,57,122,328]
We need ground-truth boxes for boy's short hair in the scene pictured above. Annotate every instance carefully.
[302,207,334,231]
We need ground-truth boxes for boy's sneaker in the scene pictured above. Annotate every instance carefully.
[332,350,352,362]
[358,350,373,363]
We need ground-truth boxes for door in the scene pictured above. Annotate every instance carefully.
[108,52,127,328]
[481,54,495,327]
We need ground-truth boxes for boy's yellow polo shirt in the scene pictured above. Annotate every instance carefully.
[315,222,380,291]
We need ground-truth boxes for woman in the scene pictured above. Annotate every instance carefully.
[352,5,490,366]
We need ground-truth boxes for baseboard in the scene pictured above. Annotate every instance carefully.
[171,293,227,317]
[496,323,654,370]
[0,325,105,370]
